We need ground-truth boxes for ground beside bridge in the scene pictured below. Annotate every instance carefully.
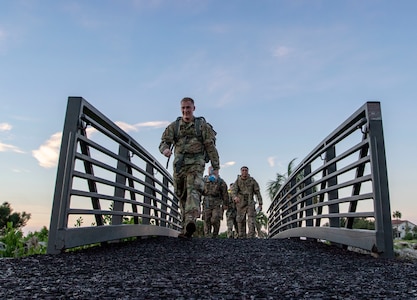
[1,237,417,299]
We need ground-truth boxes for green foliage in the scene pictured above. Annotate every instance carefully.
[24,226,48,255]
[0,222,25,257]
[266,158,297,200]
[74,216,83,227]
[0,223,49,258]
[218,231,228,238]
[392,210,402,220]
[194,220,205,237]
[339,217,375,230]
[0,202,31,233]
[403,232,414,240]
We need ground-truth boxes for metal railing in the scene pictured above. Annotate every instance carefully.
[267,102,394,258]
[47,97,181,254]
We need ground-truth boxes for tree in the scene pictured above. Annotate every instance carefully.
[392,211,402,221]
[0,202,31,233]
[266,158,297,200]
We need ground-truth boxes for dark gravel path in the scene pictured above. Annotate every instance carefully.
[1,237,417,299]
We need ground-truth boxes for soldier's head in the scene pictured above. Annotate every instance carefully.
[181,97,195,122]
[240,166,249,179]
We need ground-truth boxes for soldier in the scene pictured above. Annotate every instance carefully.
[202,166,228,238]
[159,97,220,239]
[231,166,263,238]
[226,183,238,238]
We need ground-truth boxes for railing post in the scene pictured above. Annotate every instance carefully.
[367,102,394,257]
[304,164,314,227]
[113,145,130,225]
[47,97,84,254]
[326,145,340,228]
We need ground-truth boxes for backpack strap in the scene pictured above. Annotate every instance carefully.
[194,116,204,139]
[173,116,205,144]
[173,117,182,143]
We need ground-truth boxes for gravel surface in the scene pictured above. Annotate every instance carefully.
[1,237,417,299]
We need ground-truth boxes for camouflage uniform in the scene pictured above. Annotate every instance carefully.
[159,117,219,236]
[231,175,263,238]
[226,187,238,238]
[202,176,228,238]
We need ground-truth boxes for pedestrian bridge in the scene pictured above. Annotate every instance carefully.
[47,97,394,258]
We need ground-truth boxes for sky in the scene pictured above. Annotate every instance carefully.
[1,0,416,234]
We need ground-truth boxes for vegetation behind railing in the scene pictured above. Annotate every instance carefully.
[47,97,181,254]
[267,102,394,258]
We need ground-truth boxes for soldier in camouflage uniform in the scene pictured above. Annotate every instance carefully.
[231,166,263,238]
[202,166,228,238]
[159,97,220,239]
[226,183,238,238]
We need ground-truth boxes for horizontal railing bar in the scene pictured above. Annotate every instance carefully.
[74,152,175,200]
[81,114,172,181]
[70,190,181,221]
[72,171,178,210]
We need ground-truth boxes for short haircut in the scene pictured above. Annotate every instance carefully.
[181,97,194,105]
[241,166,249,170]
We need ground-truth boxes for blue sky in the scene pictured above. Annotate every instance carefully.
[1,0,416,233]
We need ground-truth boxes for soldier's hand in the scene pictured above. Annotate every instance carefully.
[163,148,172,157]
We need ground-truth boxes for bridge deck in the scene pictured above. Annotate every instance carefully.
[2,238,416,299]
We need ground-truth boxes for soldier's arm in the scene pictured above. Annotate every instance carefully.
[221,180,229,207]
[202,122,220,170]
[231,179,239,202]
[253,179,263,206]
[159,123,175,155]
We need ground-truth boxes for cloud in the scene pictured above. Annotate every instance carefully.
[267,156,276,167]
[31,121,168,168]
[0,123,12,131]
[115,121,138,133]
[0,142,24,153]
[115,121,170,133]
[32,132,62,168]
[12,168,30,173]
[222,161,236,168]
[0,123,24,153]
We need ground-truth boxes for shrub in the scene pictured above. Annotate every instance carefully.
[403,232,414,240]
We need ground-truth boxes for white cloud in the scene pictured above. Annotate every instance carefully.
[267,156,276,167]
[0,142,24,153]
[222,161,236,168]
[12,168,30,173]
[115,121,138,133]
[0,123,12,131]
[32,132,62,168]
[30,121,168,168]
[115,120,170,133]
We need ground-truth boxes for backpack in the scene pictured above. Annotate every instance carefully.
[173,116,216,163]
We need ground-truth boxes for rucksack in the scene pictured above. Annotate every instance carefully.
[173,116,216,163]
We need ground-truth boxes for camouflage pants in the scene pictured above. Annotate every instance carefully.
[236,203,256,238]
[226,209,238,238]
[202,201,222,237]
[174,163,204,234]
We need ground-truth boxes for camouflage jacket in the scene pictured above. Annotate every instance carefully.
[231,175,263,206]
[159,117,220,170]
[202,176,228,207]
